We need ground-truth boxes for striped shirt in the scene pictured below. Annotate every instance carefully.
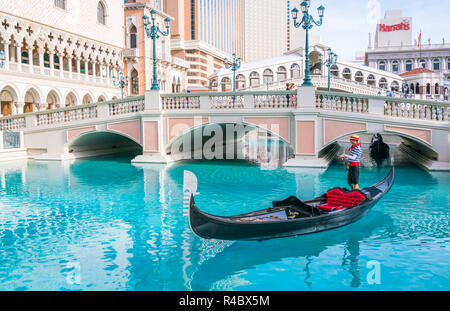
[345,144,362,166]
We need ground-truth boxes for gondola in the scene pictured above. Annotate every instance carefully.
[370,134,390,164]
[188,167,394,241]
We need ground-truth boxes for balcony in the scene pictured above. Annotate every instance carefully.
[123,48,137,58]
[172,57,190,69]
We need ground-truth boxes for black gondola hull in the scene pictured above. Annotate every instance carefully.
[188,168,394,241]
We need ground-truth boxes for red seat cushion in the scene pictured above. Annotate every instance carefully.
[318,189,366,211]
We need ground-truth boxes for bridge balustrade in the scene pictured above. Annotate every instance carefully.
[109,97,145,115]
[384,97,450,121]
[0,89,447,134]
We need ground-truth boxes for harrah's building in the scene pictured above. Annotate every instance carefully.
[366,10,450,101]
[378,20,411,33]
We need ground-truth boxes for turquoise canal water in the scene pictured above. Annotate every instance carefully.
[0,156,448,290]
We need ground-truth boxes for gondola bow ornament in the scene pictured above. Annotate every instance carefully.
[183,170,199,216]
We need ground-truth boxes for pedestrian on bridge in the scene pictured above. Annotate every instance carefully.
[338,135,362,190]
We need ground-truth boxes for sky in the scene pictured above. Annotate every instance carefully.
[302,0,450,61]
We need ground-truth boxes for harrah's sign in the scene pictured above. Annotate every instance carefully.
[379,20,410,32]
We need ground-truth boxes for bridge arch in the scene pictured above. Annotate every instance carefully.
[66,129,143,155]
[164,122,294,163]
[319,128,438,163]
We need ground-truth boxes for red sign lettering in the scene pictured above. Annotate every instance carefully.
[378,21,410,32]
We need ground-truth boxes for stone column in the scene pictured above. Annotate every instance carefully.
[58,53,64,78]
[15,102,25,115]
[2,41,9,70]
[38,46,45,75]
[85,59,89,81]
[49,51,55,76]
[68,56,73,79]
[28,47,34,73]
[106,64,111,84]
[92,61,97,83]
[99,63,104,84]
[15,43,22,72]
[76,57,81,80]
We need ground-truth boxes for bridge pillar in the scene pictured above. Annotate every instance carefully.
[284,86,329,168]
[132,90,168,164]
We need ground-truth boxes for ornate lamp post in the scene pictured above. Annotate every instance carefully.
[320,48,337,92]
[224,53,241,92]
[113,71,129,100]
[143,9,170,91]
[292,1,325,87]
[0,51,5,68]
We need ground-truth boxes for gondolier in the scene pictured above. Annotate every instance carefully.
[339,135,362,190]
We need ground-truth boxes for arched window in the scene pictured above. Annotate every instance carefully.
[290,63,300,79]
[43,53,50,68]
[405,60,413,72]
[277,66,287,81]
[21,51,29,64]
[236,74,246,90]
[447,58,450,70]
[354,71,363,83]
[249,71,260,87]
[410,83,415,94]
[342,68,351,80]
[130,26,137,49]
[435,83,440,94]
[419,59,426,68]
[221,77,231,92]
[415,83,420,94]
[392,60,399,72]
[379,77,387,89]
[426,83,431,95]
[367,74,376,86]
[330,65,339,77]
[97,2,106,25]
[131,70,139,95]
[433,59,440,71]
[378,61,386,71]
[263,69,274,85]
[54,54,60,70]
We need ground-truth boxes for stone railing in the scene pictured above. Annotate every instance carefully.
[161,94,201,110]
[161,90,297,110]
[0,96,145,129]
[0,116,26,131]
[384,97,450,121]
[36,105,98,126]
[238,75,404,97]
[0,90,447,134]
[316,91,370,113]
[316,90,450,121]
[254,91,297,108]
[210,94,244,109]
[109,96,145,116]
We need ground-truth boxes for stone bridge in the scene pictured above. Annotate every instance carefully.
[0,87,449,171]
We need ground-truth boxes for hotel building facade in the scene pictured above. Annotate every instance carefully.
[165,0,244,91]
[366,10,450,100]
[243,0,309,63]
[0,0,124,117]
[123,0,189,95]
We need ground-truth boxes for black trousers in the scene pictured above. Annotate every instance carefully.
[348,165,360,186]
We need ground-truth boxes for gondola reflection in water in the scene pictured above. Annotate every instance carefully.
[187,167,394,241]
